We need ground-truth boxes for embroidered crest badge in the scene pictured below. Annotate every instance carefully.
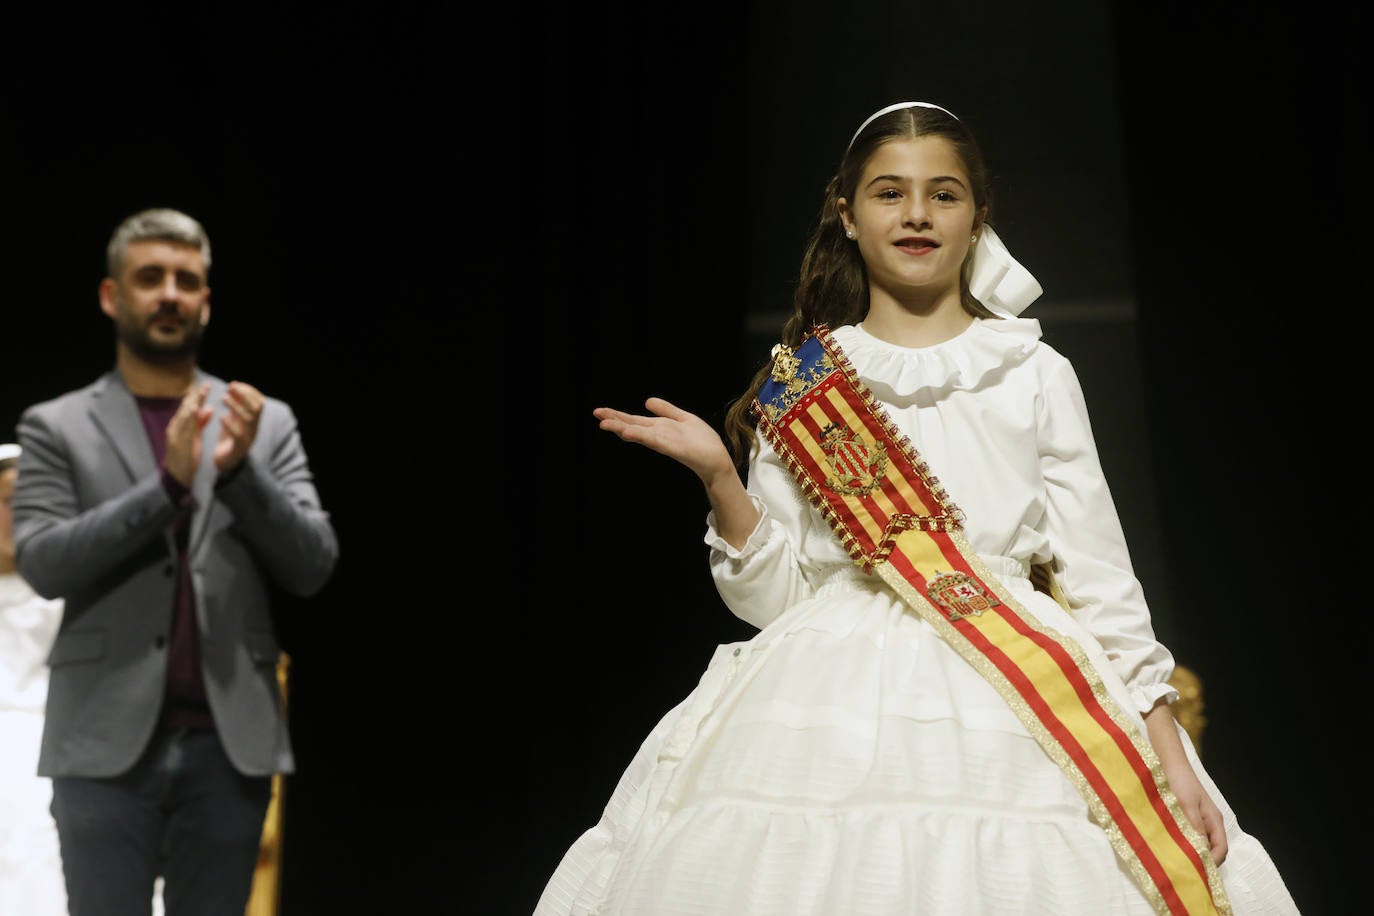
[769,343,801,384]
[820,423,887,495]
[757,336,838,422]
[926,570,1000,621]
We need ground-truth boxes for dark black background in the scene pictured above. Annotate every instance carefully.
[4,2,1367,913]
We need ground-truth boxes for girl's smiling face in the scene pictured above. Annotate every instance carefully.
[839,135,984,312]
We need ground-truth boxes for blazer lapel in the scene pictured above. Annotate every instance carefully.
[88,371,158,483]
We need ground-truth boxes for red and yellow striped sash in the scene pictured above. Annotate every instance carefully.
[753,325,1229,916]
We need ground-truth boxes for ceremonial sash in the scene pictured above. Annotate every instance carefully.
[753,325,1230,916]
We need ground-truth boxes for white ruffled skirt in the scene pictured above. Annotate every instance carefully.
[535,561,1298,915]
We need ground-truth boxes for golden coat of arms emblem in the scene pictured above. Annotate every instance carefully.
[820,423,887,496]
[926,570,1000,621]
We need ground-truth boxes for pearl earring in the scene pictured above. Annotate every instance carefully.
[846,229,855,239]
[971,235,978,245]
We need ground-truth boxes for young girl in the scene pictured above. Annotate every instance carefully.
[536,102,1298,915]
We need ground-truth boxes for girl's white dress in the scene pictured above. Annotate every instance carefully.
[536,319,1299,915]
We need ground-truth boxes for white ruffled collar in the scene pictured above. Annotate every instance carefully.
[829,317,1043,399]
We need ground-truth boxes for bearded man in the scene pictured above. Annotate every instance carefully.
[10,208,338,916]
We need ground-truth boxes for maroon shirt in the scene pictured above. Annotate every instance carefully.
[136,397,214,732]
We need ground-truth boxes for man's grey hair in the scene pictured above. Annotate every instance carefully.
[106,208,212,278]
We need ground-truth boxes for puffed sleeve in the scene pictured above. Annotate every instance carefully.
[1038,358,1178,713]
[705,433,820,630]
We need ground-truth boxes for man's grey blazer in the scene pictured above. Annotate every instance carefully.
[12,368,338,779]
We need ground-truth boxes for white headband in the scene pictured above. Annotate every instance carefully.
[847,101,1043,317]
[0,443,19,464]
[847,101,959,150]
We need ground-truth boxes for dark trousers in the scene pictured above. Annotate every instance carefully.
[50,728,272,916]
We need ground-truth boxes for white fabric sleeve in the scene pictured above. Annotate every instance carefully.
[705,435,819,630]
[1038,359,1178,713]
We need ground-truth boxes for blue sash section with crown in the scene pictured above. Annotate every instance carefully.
[757,335,834,423]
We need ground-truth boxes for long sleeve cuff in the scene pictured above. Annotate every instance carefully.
[703,494,773,559]
[1130,680,1180,715]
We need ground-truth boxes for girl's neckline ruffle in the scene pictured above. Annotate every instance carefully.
[830,317,1043,398]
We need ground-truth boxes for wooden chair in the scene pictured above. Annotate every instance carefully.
[245,653,290,916]
[1166,662,1207,752]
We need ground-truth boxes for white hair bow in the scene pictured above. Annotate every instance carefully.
[969,225,1042,318]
